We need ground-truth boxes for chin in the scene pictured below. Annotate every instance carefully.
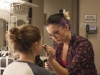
[56,41,62,44]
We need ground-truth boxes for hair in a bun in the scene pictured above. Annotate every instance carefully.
[9,27,18,35]
[59,9,63,14]
[7,27,19,44]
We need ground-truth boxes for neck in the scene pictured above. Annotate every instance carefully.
[18,52,36,64]
[63,31,71,45]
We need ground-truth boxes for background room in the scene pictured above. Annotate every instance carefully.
[0,0,100,75]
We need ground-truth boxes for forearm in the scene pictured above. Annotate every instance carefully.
[48,58,69,75]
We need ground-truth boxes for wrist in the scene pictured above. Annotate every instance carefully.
[48,58,54,63]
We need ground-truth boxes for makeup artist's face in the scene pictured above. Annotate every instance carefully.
[46,24,69,43]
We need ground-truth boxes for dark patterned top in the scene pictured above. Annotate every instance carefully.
[53,33,97,75]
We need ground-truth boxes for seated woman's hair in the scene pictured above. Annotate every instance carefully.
[6,24,41,53]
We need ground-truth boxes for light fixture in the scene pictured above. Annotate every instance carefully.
[3,0,22,3]
[0,0,11,10]
[0,0,38,11]
[22,1,38,7]
[4,0,38,7]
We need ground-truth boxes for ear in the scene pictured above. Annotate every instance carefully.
[65,24,69,30]
[33,42,39,50]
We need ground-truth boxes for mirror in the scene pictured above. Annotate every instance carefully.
[17,20,26,26]
[0,18,8,49]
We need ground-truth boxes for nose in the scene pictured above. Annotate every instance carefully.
[52,36,58,40]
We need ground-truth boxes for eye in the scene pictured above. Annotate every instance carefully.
[49,34,52,36]
[53,31,60,34]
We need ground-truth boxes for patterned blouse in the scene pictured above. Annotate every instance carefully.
[53,33,97,75]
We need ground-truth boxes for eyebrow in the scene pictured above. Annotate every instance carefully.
[48,30,59,35]
[49,29,60,35]
[53,29,60,32]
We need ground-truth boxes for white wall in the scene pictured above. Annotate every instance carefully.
[0,19,4,48]
[79,0,100,74]
[0,11,10,48]
[32,0,44,55]
[32,0,44,36]
[0,19,7,48]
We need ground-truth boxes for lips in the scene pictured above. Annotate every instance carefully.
[55,40,60,42]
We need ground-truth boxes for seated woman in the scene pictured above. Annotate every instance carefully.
[3,25,52,75]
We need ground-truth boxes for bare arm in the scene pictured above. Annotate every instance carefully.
[43,44,69,75]
[48,58,69,75]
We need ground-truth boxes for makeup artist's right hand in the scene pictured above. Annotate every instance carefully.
[45,62,52,70]
[43,44,55,61]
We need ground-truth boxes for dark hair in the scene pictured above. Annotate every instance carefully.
[6,24,41,53]
[46,9,71,29]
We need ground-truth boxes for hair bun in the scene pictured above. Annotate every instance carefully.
[10,27,18,34]
[59,9,63,14]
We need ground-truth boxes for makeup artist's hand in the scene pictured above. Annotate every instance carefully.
[43,44,56,61]
[45,62,52,70]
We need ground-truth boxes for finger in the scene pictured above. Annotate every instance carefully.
[48,51,53,57]
[45,66,50,69]
[43,44,47,50]
[45,65,51,68]
[44,46,55,55]
[45,63,51,67]
[45,61,49,64]
[46,46,54,50]
[45,51,49,56]
[44,46,55,52]
[45,64,50,66]
[45,48,55,53]
[45,62,50,66]
[44,45,53,50]
[46,51,51,56]
[45,48,51,52]
[45,67,52,70]
[45,49,55,56]
[45,64,52,70]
